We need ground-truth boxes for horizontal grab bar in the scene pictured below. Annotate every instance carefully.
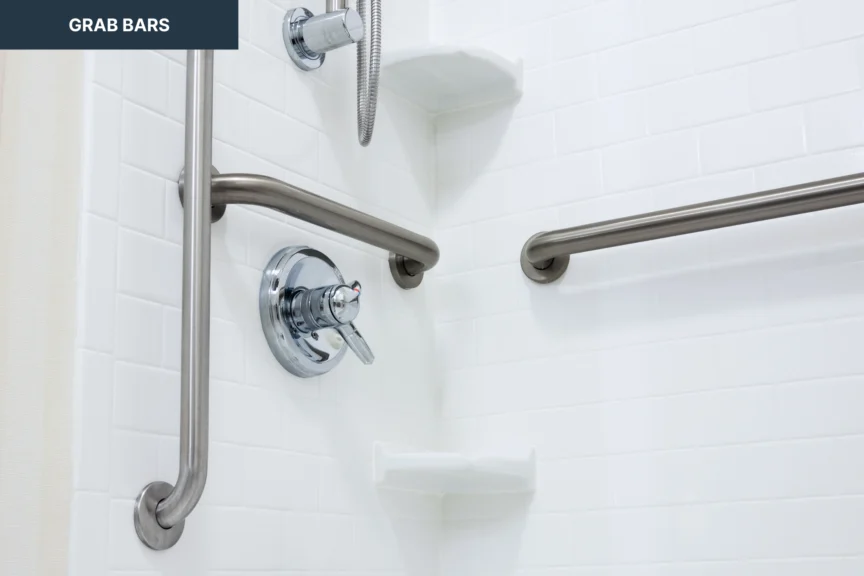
[521,172,864,283]
[183,172,440,289]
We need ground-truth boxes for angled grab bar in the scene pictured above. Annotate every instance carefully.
[181,173,440,289]
[134,50,214,550]
[521,173,864,283]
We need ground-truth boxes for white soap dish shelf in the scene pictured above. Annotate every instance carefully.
[381,46,523,114]
[374,444,535,494]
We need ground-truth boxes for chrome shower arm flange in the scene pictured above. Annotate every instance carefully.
[283,7,325,71]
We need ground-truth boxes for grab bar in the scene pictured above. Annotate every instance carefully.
[135,48,441,552]
[521,173,864,283]
[182,173,440,289]
[134,50,214,550]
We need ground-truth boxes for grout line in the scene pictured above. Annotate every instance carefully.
[529,493,864,515]
[440,305,864,370]
[443,370,864,420]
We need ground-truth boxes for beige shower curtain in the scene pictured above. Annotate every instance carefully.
[0,50,83,576]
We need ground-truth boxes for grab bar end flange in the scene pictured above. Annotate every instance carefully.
[521,242,569,284]
[134,481,185,550]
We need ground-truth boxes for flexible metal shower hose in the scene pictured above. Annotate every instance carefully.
[356,0,381,146]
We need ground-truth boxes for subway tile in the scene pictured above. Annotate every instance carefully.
[472,209,559,268]
[215,40,285,111]
[598,29,693,96]
[799,0,864,47]
[603,131,700,192]
[238,0,251,40]
[650,171,756,209]
[68,493,109,576]
[109,429,160,498]
[434,225,476,276]
[805,91,864,153]
[247,100,318,179]
[86,86,121,218]
[434,265,531,323]
[160,305,181,371]
[118,165,165,237]
[642,0,791,36]
[645,67,751,133]
[700,107,805,173]
[166,60,185,123]
[475,20,554,71]
[121,50,168,114]
[121,101,184,180]
[207,508,287,570]
[693,3,801,73]
[92,50,122,92]
[556,91,646,154]
[163,180,183,244]
[117,229,182,306]
[107,500,149,570]
[552,0,644,60]
[282,513,319,570]
[115,295,163,366]
[204,442,247,507]
[749,41,862,111]
[243,449,319,511]
[285,68,328,131]
[511,151,604,211]
[79,215,117,353]
[571,497,864,564]
[755,148,864,189]
[211,381,283,449]
[516,56,597,117]
[113,362,178,435]
[250,0,293,62]
[489,113,556,171]
[213,84,251,149]
[435,319,476,370]
[210,318,245,383]
[518,514,575,566]
[75,350,113,491]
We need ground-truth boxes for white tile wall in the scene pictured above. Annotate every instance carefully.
[432,1,864,575]
[71,1,441,575]
[73,0,864,574]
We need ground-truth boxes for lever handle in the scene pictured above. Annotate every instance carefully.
[337,322,374,365]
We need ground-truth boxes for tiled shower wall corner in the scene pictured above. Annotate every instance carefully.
[70,1,442,575]
[432,0,864,574]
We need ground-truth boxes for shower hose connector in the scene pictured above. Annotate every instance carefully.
[283,0,381,146]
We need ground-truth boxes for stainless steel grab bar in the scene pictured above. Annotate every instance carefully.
[134,50,214,550]
[134,48,441,552]
[521,172,864,283]
[181,173,440,289]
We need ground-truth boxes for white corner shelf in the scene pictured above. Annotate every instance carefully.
[374,444,535,494]
[381,46,523,114]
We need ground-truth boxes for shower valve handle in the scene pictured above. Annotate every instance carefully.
[289,281,374,364]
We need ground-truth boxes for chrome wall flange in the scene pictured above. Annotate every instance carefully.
[520,242,569,284]
[134,481,185,551]
[260,246,374,378]
[178,166,225,223]
[283,8,325,71]
[389,254,424,289]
